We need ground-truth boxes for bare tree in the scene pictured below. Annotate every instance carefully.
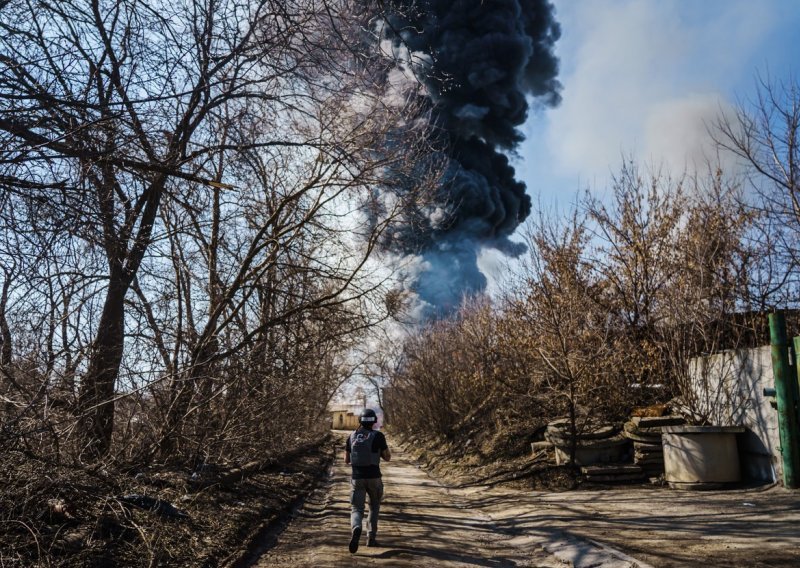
[714,76,800,307]
[512,207,627,463]
[660,170,755,423]
[582,162,687,390]
[0,0,440,461]
[0,0,301,457]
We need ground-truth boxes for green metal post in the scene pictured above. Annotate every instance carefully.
[769,312,799,488]
[793,337,800,429]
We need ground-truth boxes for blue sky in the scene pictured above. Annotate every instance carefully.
[515,0,800,209]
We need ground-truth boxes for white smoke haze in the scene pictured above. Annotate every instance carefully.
[542,0,776,189]
[383,68,417,108]
[477,246,513,298]
[347,89,381,118]
[426,205,447,229]
[643,94,742,178]
[377,22,431,109]
[376,251,432,322]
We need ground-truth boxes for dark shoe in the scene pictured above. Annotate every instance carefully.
[349,527,362,553]
[367,534,378,547]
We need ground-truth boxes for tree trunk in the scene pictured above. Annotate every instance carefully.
[0,275,12,367]
[158,336,217,462]
[0,274,13,419]
[77,275,128,459]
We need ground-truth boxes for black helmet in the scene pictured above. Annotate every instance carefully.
[359,408,378,428]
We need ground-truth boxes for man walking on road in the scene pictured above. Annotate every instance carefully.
[345,408,391,553]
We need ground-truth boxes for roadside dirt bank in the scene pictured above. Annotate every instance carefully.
[0,435,335,567]
[251,432,800,567]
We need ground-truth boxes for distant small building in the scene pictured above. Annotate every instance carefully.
[330,407,362,430]
[330,389,377,430]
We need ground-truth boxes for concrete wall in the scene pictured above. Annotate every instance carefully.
[688,346,780,482]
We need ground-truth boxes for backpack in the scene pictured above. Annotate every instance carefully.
[349,429,380,467]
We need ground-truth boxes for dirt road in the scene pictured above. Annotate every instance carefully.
[255,441,644,567]
[254,434,800,567]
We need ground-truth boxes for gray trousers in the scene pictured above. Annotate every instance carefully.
[350,477,383,536]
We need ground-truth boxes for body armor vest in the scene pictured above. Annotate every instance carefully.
[349,429,381,467]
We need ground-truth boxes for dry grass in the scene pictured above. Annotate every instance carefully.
[395,428,579,493]
[0,436,336,567]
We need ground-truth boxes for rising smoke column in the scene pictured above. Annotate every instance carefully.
[376,0,561,315]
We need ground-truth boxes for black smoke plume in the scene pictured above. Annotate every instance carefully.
[375,0,561,316]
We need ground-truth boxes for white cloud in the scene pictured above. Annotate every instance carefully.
[545,0,776,184]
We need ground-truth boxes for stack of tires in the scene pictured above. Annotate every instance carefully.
[623,416,686,478]
[544,418,629,466]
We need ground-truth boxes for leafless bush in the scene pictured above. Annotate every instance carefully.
[0,0,441,469]
[386,160,758,461]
